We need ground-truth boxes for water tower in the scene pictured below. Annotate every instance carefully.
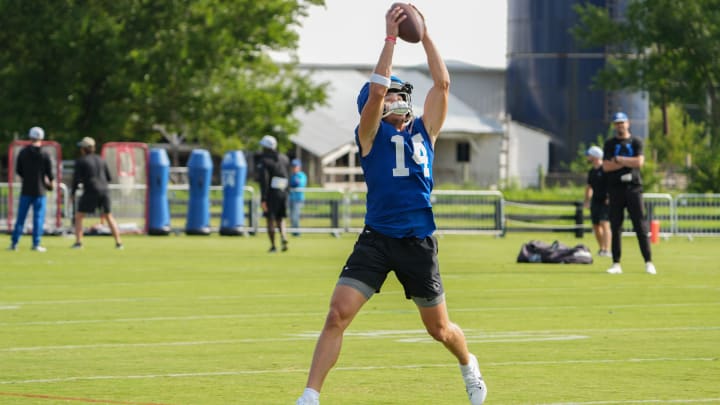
[506,0,648,171]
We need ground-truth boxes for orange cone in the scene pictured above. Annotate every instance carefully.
[650,220,660,244]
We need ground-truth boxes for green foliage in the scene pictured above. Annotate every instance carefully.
[573,0,720,192]
[639,155,662,192]
[573,0,720,115]
[686,144,720,193]
[0,0,326,155]
[647,104,706,169]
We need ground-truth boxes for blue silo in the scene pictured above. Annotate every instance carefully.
[507,0,648,171]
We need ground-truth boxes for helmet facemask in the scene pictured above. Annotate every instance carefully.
[382,81,414,125]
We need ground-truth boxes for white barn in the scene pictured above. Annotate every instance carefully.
[291,63,549,189]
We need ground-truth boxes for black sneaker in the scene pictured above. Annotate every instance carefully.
[268,246,277,253]
[71,242,83,249]
[116,243,124,250]
[281,239,288,252]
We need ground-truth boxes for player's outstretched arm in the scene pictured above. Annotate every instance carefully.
[358,5,405,156]
[421,28,450,146]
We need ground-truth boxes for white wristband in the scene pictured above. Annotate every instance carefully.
[370,73,391,88]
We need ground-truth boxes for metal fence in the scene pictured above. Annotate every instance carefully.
[637,193,674,237]
[2,181,720,237]
[343,190,505,235]
[504,200,585,236]
[673,194,720,236]
[1,182,67,234]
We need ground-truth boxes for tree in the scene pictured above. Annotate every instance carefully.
[572,0,720,191]
[0,0,326,156]
[647,104,705,169]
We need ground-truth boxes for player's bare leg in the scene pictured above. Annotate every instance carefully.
[418,301,487,404]
[102,213,123,248]
[278,218,288,251]
[600,221,611,253]
[302,285,367,396]
[73,212,85,247]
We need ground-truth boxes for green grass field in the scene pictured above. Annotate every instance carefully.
[2,232,719,404]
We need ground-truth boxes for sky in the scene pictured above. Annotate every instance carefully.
[294,0,508,68]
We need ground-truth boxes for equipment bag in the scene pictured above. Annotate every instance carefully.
[517,240,593,264]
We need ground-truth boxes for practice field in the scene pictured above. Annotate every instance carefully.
[1,233,719,404]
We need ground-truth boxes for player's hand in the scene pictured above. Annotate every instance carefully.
[261,201,268,213]
[386,4,405,37]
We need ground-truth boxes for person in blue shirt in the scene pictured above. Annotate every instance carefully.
[296,5,487,405]
[8,127,54,252]
[289,158,307,236]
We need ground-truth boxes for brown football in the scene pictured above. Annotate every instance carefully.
[393,3,424,43]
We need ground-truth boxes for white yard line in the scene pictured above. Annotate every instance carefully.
[1,326,717,352]
[0,357,714,385]
[2,302,720,327]
[540,399,720,404]
[1,284,718,305]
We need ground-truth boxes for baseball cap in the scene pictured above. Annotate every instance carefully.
[259,135,277,150]
[612,112,629,123]
[77,136,96,148]
[586,146,603,159]
[28,126,45,140]
[291,158,301,167]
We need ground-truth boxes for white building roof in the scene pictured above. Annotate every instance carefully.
[291,67,503,158]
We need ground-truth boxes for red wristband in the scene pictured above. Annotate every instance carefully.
[385,35,397,44]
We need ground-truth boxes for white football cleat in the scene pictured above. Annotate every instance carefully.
[296,397,319,405]
[461,353,487,404]
[645,262,657,275]
[607,263,623,274]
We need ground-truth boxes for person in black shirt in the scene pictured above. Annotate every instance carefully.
[584,146,611,257]
[602,112,656,275]
[9,127,54,252]
[71,137,123,249]
[255,135,290,252]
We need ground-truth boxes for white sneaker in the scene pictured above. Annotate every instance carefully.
[607,263,623,274]
[31,245,47,252]
[460,353,487,404]
[645,262,657,275]
[598,250,612,257]
[296,397,319,405]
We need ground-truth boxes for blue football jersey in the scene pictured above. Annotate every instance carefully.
[355,117,436,238]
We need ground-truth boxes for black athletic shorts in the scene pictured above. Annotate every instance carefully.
[590,200,609,224]
[338,225,444,306]
[263,194,287,220]
[78,191,112,214]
